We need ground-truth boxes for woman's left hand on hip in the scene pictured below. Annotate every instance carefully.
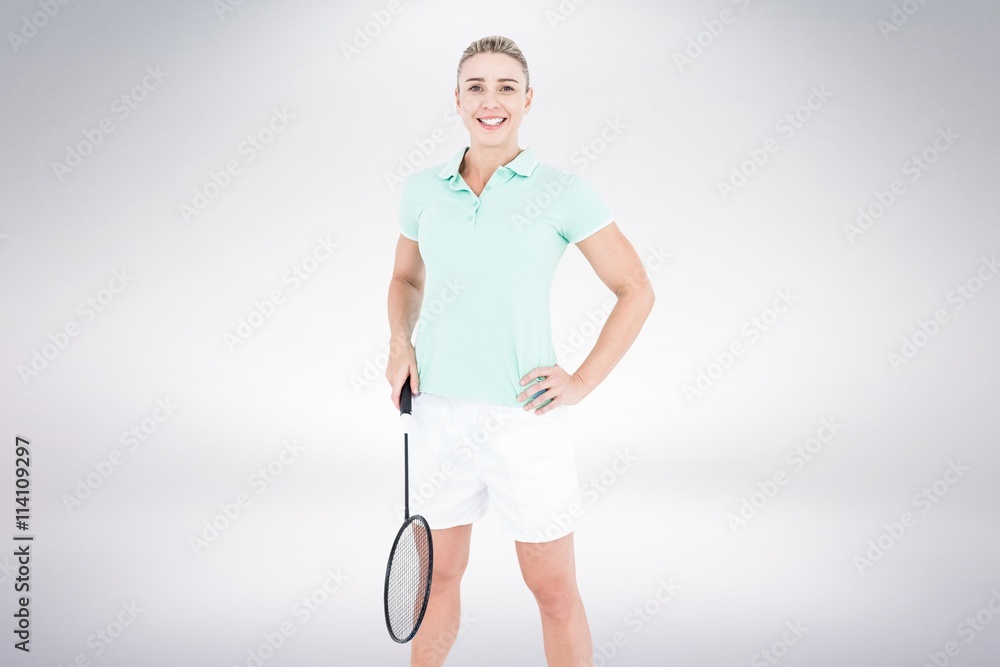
[516,364,589,414]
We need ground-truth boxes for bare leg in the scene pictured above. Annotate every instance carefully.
[515,532,592,666]
[410,524,472,667]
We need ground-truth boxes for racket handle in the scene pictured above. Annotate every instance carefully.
[400,378,412,414]
[400,377,413,435]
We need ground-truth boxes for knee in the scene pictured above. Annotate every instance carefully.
[523,571,579,618]
[432,547,469,588]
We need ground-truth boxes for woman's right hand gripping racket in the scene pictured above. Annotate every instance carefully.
[383,378,434,643]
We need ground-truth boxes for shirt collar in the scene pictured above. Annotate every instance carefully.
[438,146,539,181]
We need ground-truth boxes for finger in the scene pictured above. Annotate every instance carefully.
[532,395,558,414]
[519,368,539,386]
[527,365,555,382]
[520,382,549,404]
[523,386,554,410]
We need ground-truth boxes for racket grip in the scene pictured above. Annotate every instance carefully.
[400,379,412,415]
[399,378,413,435]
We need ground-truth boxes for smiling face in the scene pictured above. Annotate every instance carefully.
[455,51,532,150]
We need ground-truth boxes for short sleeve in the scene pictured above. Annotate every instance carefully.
[399,178,419,241]
[557,174,615,244]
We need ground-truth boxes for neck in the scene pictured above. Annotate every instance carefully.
[461,141,522,182]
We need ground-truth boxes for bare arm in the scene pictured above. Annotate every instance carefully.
[386,234,425,408]
[516,221,655,412]
[571,221,655,394]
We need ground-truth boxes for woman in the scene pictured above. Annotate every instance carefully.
[386,35,655,666]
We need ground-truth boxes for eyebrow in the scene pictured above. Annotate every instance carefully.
[463,77,520,84]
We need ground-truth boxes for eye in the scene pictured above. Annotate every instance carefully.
[502,85,515,91]
[469,85,482,92]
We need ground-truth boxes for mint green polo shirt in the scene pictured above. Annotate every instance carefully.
[399,145,614,408]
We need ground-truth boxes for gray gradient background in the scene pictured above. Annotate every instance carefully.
[1,0,998,665]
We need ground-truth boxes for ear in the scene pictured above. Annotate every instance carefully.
[524,87,533,113]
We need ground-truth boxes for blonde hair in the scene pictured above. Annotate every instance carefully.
[456,35,530,92]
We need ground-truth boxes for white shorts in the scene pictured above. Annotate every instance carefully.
[407,390,582,543]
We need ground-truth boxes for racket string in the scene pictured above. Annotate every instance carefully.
[386,519,432,640]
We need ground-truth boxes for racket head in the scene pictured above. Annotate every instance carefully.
[383,514,434,643]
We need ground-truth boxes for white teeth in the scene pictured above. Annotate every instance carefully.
[479,117,505,126]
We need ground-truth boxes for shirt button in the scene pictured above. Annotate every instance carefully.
[485,185,492,191]
[467,214,474,221]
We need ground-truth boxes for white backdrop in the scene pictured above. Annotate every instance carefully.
[1,0,998,665]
